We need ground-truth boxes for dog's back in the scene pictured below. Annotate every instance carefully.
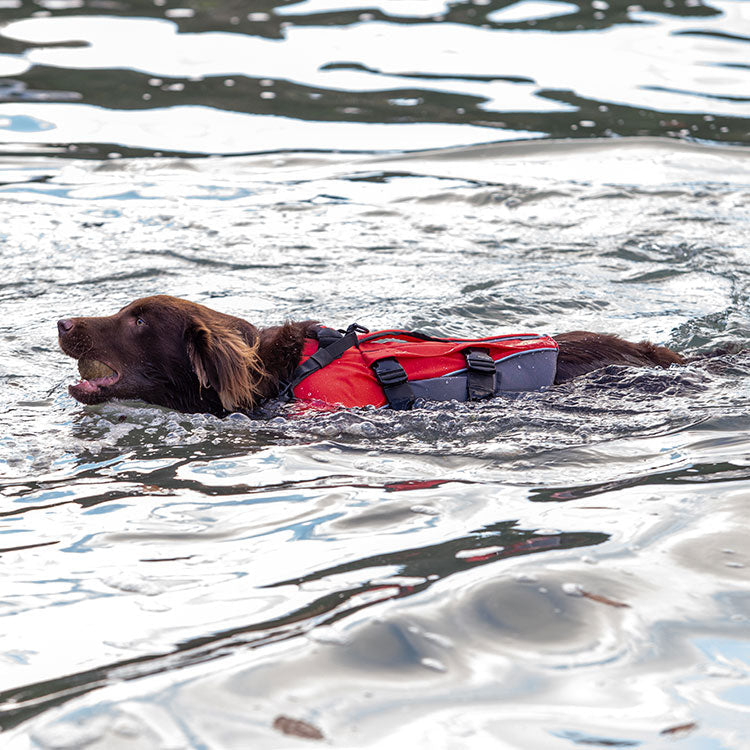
[553,331,685,384]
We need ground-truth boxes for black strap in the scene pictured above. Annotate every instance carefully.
[278,323,367,401]
[371,358,416,410]
[464,348,496,400]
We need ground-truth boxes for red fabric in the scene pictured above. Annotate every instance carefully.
[292,331,558,408]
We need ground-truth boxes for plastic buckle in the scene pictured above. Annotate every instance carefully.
[373,358,408,386]
[465,350,495,373]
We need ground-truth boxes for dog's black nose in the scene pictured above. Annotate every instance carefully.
[57,319,74,335]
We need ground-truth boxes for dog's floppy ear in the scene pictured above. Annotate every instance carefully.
[186,320,265,412]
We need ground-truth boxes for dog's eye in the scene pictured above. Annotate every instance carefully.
[135,317,145,326]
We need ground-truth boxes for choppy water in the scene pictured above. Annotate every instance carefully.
[1,0,750,748]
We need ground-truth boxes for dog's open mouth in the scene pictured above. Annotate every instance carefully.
[69,358,121,402]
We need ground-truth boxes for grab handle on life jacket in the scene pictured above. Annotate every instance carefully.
[356,329,439,345]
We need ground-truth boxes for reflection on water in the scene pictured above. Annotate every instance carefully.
[0,516,607,732]
[0,0,747,155]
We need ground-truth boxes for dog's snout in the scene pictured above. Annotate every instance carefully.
[57,318,74,336]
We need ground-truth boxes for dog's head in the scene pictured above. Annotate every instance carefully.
[57,295,266,414]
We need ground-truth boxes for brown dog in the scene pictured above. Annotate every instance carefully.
[57,295,684,416]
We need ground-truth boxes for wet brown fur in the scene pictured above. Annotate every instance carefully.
[552,330,684,384]
[58,295,685,416]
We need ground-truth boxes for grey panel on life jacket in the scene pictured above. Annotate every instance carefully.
[408,349,558,402]
[494,349,558,391]
[409,375,470,402]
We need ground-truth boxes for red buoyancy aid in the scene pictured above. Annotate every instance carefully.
[287,326,559,409]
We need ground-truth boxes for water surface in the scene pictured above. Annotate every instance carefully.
[0,0,748,155]
[0,0,749,747]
